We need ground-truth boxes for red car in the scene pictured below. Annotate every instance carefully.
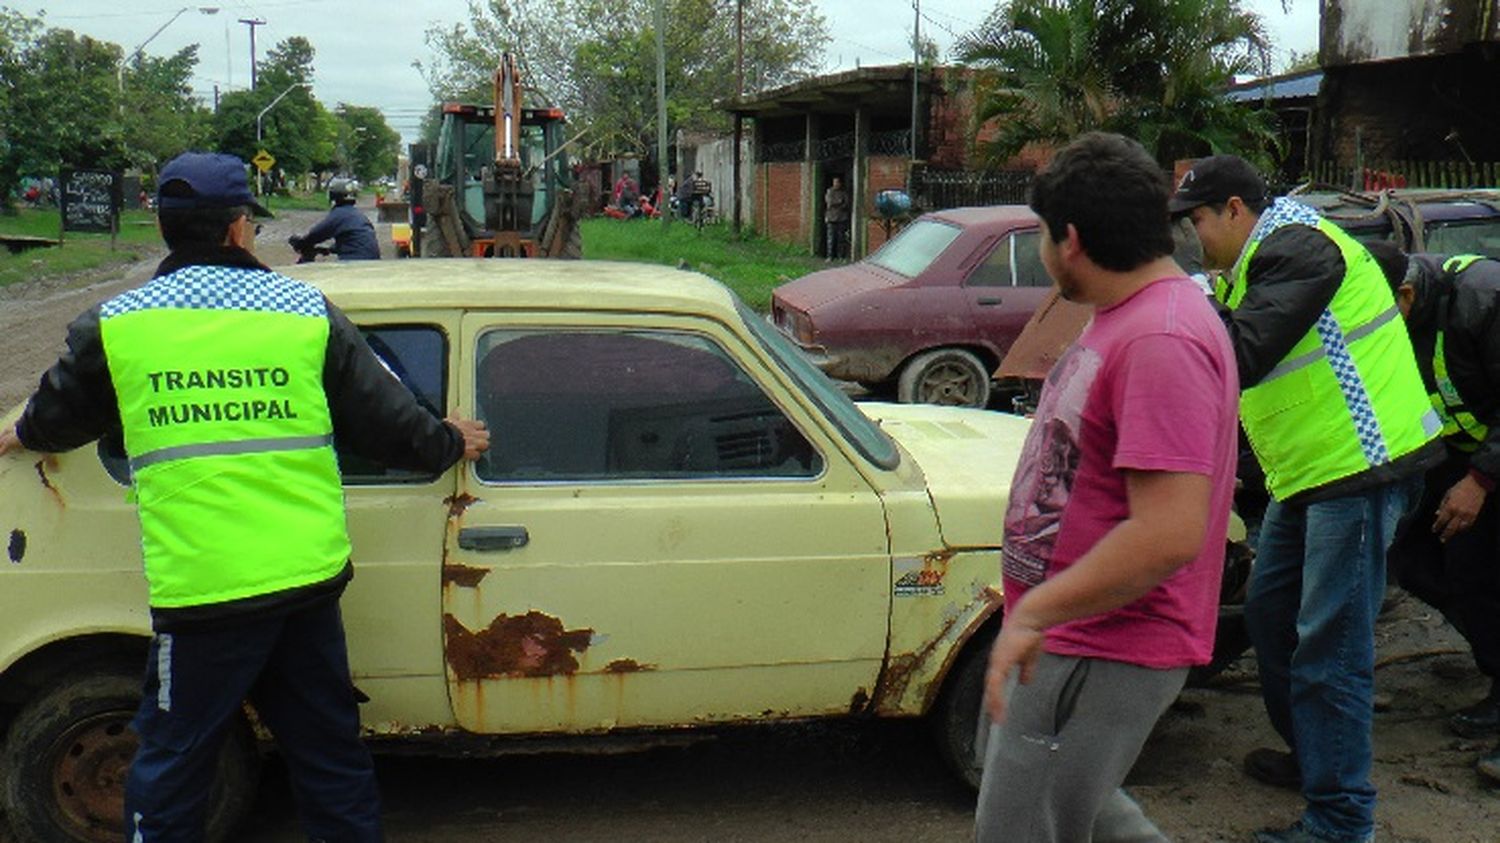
[771,206,1051,408]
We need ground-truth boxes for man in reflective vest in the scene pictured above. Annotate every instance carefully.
[1174,155,1442,843]
[0,152,490,841]
[1371,244,1500,784]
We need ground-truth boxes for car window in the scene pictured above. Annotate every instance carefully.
[94,325,450,487]
[964,238,1012,288]
[1011,230,1052,287]
[339,325,449,485]
[472,328,823,483]
[867,218,963,277]
[739,301,901,470]
[1424,221,1500,257]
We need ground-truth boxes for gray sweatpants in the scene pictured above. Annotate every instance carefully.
[974,653,1188,843]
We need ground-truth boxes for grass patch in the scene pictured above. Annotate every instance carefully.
[262,192,330,213]
[0,208,160,289]
[579,218,825,311]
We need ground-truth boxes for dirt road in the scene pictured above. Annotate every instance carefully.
[2,208,1498,841]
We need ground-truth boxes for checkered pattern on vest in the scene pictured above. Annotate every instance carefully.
[100,265,326,319]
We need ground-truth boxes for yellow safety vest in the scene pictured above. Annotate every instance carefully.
[1430,255,1492,451]
[99,266,350,609]
[1219,205,1440,500]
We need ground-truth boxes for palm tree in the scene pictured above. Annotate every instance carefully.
[958,0,1280,166]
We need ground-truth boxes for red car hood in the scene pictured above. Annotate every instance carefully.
[773,262,902,312]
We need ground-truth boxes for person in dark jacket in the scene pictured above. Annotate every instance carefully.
[0,152,489,841]
[1370,244,1500,784]
[290,177,381,260]
[1175,155,1441,843]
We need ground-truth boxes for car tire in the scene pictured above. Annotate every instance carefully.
[928,627,995,791]
[1,668,259,843]
[897,348,992,408]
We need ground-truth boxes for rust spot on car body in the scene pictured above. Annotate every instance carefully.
[34,459,63,508]
[869,610,968,715]
[7,529,24,563]
[441,563,490,588]
[849,687,870,714]
[603,658,656,673]
[444,612,594,680]
[443,492,479,518]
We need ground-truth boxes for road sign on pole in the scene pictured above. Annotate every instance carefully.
[251,150,276,173]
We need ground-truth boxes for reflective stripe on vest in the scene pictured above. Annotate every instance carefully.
[99,265,351,609]
[1429,255,1491,449]
[1225,201,1440,499]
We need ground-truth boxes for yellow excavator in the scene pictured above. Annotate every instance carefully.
[394,53,582,259]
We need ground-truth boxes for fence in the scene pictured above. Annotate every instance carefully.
[910,169,1035,211]
[1309,160,1500,191]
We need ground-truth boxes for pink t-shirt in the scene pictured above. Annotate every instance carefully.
[1001,277,1240,668]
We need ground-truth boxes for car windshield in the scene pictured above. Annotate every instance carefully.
[866,218,962,277]
[738,301,900,470]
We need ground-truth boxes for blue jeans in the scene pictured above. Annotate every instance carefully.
[125,598,382,842]
[1245,480,1415,842]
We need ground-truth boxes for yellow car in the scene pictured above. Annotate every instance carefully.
[0,260,1028,842]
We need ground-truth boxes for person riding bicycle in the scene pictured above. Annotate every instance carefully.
[289,178,380,261]
[685,171,713,225]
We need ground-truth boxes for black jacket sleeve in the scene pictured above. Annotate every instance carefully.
[1448,267,1500,484]
[1223,224,1345,387]
[320,300,464,473]
[15,306,120,452]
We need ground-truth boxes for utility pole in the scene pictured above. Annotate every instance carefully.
[213,84,220,114]
[238,17,265,89]
[655,0,669,231]
[911,0,919,161]
[732,0,744,234]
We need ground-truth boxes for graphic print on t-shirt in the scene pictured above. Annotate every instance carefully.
[1002,344,1101,588]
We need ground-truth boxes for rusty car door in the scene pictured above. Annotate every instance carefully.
[442,310,891,734]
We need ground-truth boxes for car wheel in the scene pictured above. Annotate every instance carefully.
[1,669,259,843]
[897,348,992,408]
[928,628,995,791]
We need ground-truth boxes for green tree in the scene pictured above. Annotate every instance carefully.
[120,45,215,173]
[0,15,126,196]
[334,105,400,182]
[421,0,829,157]
[957,0,1278,166]
[214,37,336,179]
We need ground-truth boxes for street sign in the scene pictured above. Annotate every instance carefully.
[251,150,276,173]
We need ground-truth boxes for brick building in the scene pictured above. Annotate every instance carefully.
[1313,0,1500,176]
[726,65,990,259]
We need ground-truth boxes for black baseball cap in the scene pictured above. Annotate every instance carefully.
[1168,154,1266,215]
[156,152,273,218]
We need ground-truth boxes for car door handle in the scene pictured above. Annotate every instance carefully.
[458,526,530,551]
[977,297,1003,306]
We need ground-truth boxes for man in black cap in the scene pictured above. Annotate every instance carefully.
[0,151,489,840]
[1371,243,1500,785]
[1173,155,1441,843]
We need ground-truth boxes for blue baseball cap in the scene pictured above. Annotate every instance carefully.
[156,152,272,218]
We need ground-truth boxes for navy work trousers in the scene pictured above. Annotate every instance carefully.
[124,597,382,842]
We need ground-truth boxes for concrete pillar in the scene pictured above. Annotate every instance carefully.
[852,106,868,259]
[803,113,820,254]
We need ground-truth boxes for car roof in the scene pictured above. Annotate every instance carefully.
[1294,189,1500,227]
[922,205,1039,230]
[279,259,741,317]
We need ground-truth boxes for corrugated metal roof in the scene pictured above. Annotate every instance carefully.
[1226,70,1323,103]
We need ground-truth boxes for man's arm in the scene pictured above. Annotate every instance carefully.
[11,307,119,454]
[301,210,340,247]
[983,470,1212,721]
[320,301,485,472]
[1224,225,1344,387]
[1433,279,1500,541]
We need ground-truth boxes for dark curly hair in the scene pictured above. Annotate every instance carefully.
[1029,132,1174,272]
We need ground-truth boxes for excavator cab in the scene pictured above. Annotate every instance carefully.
[418,53,579,258]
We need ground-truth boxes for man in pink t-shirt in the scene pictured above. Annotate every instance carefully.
[974,133,1240,843]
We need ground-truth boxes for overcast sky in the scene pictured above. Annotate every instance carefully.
[17,0,1321,144]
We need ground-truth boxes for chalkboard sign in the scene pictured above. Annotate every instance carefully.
[60,169,122,234]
